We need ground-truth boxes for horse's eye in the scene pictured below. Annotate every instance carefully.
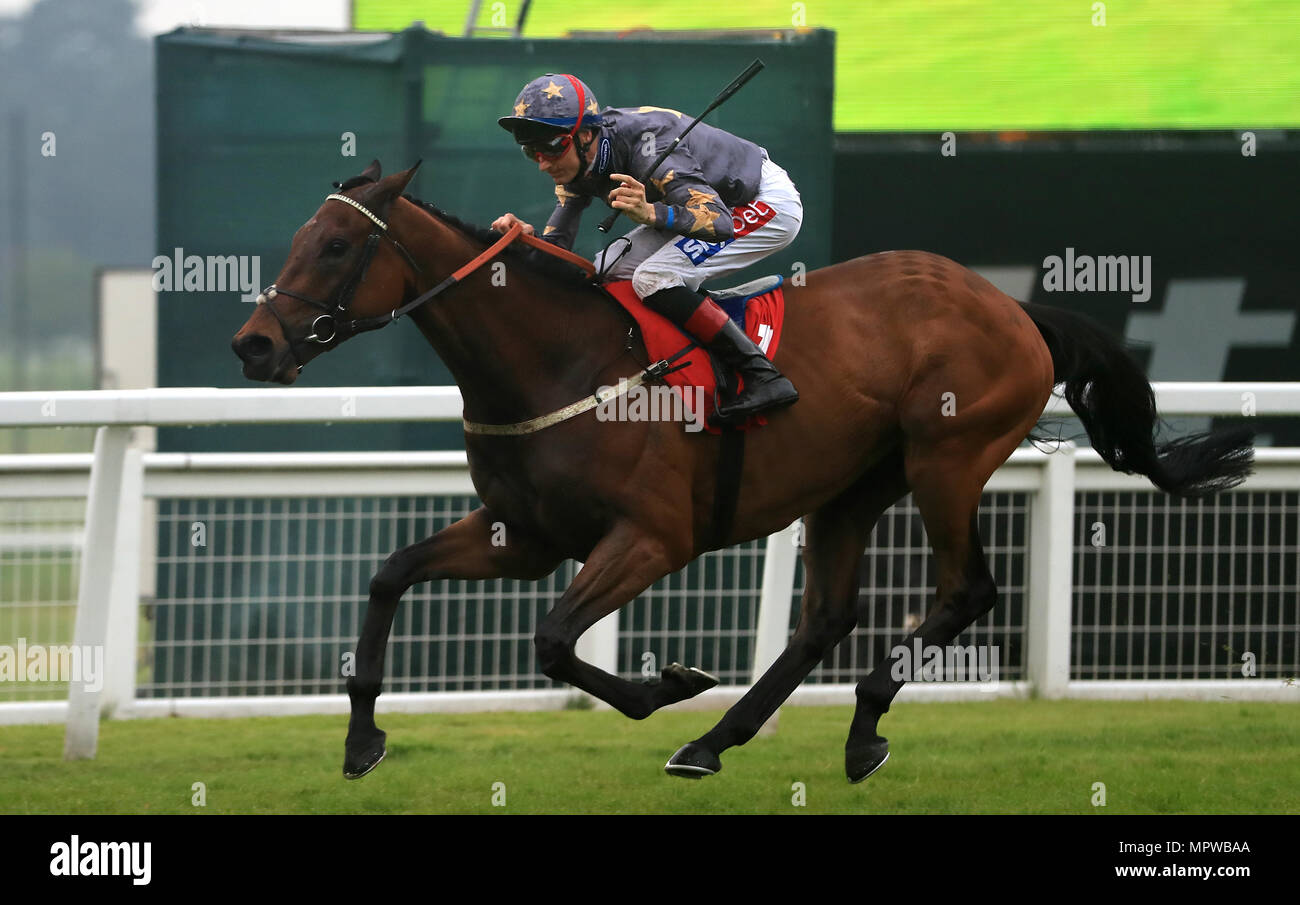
[323,239,349,258]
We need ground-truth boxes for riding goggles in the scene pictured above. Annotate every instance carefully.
[520,132,574,162]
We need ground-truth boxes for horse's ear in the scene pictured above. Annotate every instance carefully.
[364,160,422,218]
[333,159,384,192]
[385,160,421,196]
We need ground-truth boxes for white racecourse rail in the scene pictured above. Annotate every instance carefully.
[1,384,1297,758]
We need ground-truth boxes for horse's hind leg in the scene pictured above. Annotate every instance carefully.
[344,506,564,779]
[845,442,1005,783]
[665,454,908,778]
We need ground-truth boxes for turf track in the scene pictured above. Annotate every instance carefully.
[2,700,1297,814]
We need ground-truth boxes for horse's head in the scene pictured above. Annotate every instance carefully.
[232,160,422,383]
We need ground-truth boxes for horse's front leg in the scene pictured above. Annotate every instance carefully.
[533,522,718,720]
[344,506,564,779]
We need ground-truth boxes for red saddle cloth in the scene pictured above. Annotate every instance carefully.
[601,280,786,433]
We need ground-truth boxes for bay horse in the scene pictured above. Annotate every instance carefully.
[232,160,1253,782]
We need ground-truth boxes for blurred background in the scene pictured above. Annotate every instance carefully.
[1,0,1296,454]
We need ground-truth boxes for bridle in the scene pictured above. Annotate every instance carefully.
[257,192,434,370]
[257,186,598,381]
[261,190,535,374]
[256,186,688,436]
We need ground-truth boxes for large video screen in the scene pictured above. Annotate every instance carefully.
[355,0,1299,131]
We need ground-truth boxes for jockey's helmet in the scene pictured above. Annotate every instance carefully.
[497,73,603,140]
[499,74,604,178]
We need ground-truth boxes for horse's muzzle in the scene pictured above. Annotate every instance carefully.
[232,332,297,383]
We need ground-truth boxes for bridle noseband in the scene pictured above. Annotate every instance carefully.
[258,193,424,370]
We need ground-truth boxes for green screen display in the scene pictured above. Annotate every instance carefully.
[355,0,1300,130]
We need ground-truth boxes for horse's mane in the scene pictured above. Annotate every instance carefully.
[333,173,600,291]
[401,190,646,363]
[405,194,601,291]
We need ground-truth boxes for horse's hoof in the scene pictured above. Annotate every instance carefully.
[664,742,722,779]
[660,662,719,703]
[845,736,890,784]
[343,730,387,780]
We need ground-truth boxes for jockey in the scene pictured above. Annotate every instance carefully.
[492,72,801,424]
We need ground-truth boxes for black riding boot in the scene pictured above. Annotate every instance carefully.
[706,319,800,422]
[642,285,798,423]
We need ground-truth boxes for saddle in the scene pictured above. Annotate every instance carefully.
[513,233,788,432]
[600,276,787,434]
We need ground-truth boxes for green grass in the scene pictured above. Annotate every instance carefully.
[356,0,1300,130]
[2,700,1297,814]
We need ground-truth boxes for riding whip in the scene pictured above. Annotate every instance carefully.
[597,58,766,233]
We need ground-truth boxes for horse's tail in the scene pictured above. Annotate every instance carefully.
[1022,302,1254,498]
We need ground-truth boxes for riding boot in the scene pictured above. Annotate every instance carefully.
[642,284,799,423]
[706,319,800,422]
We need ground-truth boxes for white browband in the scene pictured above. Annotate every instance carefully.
[326,193,388,231]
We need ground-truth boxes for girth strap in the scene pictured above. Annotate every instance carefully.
[462,346,694,436]
[709,426,745,550]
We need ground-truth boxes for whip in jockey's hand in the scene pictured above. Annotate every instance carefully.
[606,174,656,226]
[494,72,802,424]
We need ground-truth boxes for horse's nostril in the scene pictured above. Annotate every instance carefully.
[233,333,273,361]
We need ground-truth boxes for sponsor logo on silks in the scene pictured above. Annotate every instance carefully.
[732,200,776,236]
[674,199,777,266]
[595,136,612,175]
[676,235,730,265]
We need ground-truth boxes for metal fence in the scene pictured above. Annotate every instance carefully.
[1,385,1298,756]
[0,498,83,702]
[1071,488,1300,681]
[149,493,569,696]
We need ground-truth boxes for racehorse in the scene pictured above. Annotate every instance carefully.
[232,161,1254,782]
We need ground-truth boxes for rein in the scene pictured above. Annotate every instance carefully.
[259,194,527,367]
[266,192,686,436]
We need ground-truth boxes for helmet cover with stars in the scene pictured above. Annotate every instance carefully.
[497,73,603,140]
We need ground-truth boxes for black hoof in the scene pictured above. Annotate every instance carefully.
[658,662,720,705]
[845,736,890,784]
[344,729,387,780]
[665,742,722,779]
